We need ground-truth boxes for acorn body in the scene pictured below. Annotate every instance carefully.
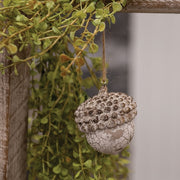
[74,86,137,154]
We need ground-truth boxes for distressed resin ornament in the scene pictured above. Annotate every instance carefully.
[74,86,137,154]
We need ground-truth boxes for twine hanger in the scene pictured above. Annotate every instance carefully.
[101,30,107,86]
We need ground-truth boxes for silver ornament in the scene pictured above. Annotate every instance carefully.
[74,86,137,154]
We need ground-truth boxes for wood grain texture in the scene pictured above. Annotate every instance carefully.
[8,62,29,180]
[0,49,30,179]
[0,51,10,180]
[123,0,180,13]
[106,0,180,13]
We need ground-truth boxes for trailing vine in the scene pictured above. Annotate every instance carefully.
[0,0,130,179]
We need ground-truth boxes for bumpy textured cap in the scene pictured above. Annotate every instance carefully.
[74,86,137,133]
[74,86,137,154]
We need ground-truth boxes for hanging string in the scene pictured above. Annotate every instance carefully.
[102,30,107,85]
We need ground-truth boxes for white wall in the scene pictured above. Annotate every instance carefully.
[129,14,180,180]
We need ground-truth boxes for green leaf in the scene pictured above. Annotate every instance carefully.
[52,26,60,34]
[22,8,34,15]
[99,22,105,32]
[89,43,99,53]
[12,55,21,63]
[15,22,27,27]
[74,135,83,143]
[53,164,61,174]
[31,134,43,142]
[8,26,17,35]
[94,173,98,179]
[40,117,48,124]
[1,69,5,75]
[43,39,52,49]
[46,1,55,9]
[64,75,74,84]
[61,168,68,176]
[95,9,104,19]
[16,14,28,22]
[89,177,95,180]
[57,0,69,2]
[32,33,41,45]
[14,66,18,76]
[30,61,36,69]
[75,10,86,20]
[84,160,92,168]
[104,7,110,15]
[0,32,8,37]
[63,3,73,11]
[95,165,102,171]
[74,39,85,47]
[110,15,116,24]
[90,57,102,70]
[93,19,101,26]
[96,1,104,9]
[121,0,127,7]
[79,94,85,104]
[86,2,95,13]
[73,151,79,159]
[108,178,116,180]
[73,162,80,167]
[40,22,48,31]
[19,33,23,41]
[6,43,17,54]
[0,14,5,21]
[33,17,41,27]
[38,173,49,180]
[3,0,11,6]
[82,77,94,88]
[34,40,41,46]
[75,170,82,178]
[70,31,75,41]
[112,2,122,12]
[47,146,54,154]
[47,71,55,81]
[119,158,129,165]
[46,161,52,168]
[67,122,75,134]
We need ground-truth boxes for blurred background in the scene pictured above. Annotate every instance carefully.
[88,13,180,180]
[129,13,180,180]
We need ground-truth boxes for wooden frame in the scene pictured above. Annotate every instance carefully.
[123,0,180,13]
[0,0,180,179]
[0,50,30,179]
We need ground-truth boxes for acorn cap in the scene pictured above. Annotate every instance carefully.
[74,86,137,133]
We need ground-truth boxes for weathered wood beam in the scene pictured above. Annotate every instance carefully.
[123,0,180,13]
[0,50,30,179]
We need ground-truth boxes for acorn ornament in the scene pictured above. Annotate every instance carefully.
[74,31,137,154]
[74,86,137,154]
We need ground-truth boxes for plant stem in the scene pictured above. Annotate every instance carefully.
[0,4,60,47]
[78,143,86,178]
[66,26,99,71]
